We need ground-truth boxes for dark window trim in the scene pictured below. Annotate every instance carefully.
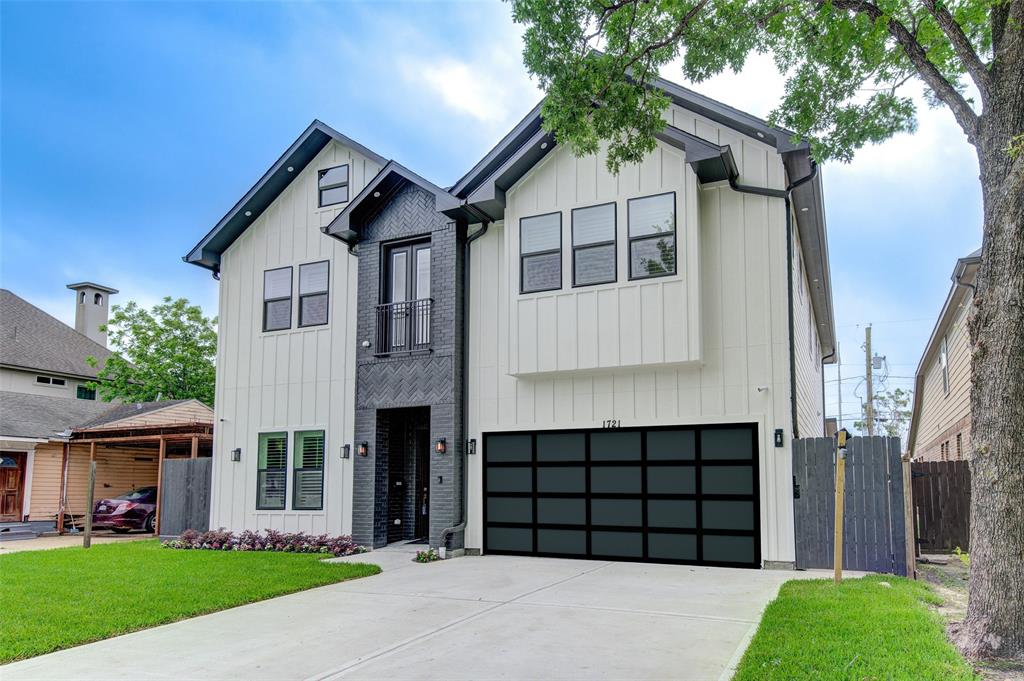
[519,211,563,294]
[35,375,66,386]
[292,429,325,511]
[76,385,97,400]
[318,164,350,208]
[571,202,617,288]
[262,266,293,333]
[627,191,678,281]
[256,431,288,511]
[297,260,330,328]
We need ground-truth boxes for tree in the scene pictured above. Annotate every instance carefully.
[511,0,1023,659]
[87,297,217,407]
[855,388,913,442]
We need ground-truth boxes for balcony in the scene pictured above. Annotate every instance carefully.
[375,298,432,355]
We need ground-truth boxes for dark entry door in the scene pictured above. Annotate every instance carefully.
[414,429,430,539]
[384,241,431,352]
[0,453,25,522]
[482,425,760,568]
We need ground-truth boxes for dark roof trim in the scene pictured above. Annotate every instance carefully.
[66,282,119,294]
[906,248,981,455]
[323,161,464,241]
[449,100,546,199]
[184,120,387,271]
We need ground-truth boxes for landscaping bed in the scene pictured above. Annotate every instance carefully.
[733,574,976,680]
[0,539,378,663]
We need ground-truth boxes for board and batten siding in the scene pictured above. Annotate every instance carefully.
[210,140,381,536]
[467,103,808,564]
[793,232,825,438]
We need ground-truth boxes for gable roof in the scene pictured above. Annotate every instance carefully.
[906,247,981,455]
[183,120,387,271]
[0,391,112,440]
[0,289,114,379]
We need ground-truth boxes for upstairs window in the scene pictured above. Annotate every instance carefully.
[257,432,288,510]
[572,203,616,286]
[263,267,293,332]
[628,192,676,279]
[520,212,562,293]
[36,375,66,386]
[298,261,329,327]
[76,385,96,400]
[293,430,325,510]
[318,165,350,207]
[939,335,949,394]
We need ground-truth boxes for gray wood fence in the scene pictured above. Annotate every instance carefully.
[159,457,212,538]
[912,460,971,552]
[793,436,907,576]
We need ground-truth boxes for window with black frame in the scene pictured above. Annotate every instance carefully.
[572,202,616,286]
[257,432,287,510]
[293,430,325,510]
[318,165,349,207]
[520,212,561,293]
[263,267,292,332]
[628,192,676,279]
[298,261,329,327]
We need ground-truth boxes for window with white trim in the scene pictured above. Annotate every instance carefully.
[318,165,349,207]
[520,212,562,293]
[256,432,288,510]
[292,430,325,510]
[940,335,949,394]
[298,261,329,327]
[628,192,676,279]
[572,203,616,286]
[263,267,292,332]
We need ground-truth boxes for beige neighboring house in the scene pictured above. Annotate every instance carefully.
[907,248,980,462]
[0,285,213,536]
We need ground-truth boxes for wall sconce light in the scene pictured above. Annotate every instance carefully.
[231,448,242,462]
[468,439,477,456]
[435,438,447,455]
[341,444,351,459]
[358,441,369,457]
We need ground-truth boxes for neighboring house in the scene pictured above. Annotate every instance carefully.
[907,248,980,462]
[0,285,213,532]
[186,76,836,570]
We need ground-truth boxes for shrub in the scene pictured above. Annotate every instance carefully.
[415,548,442,563]
[162,529,367,557]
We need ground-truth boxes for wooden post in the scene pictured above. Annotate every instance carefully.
[190,436,199,460]
[834,446,846,584]
[83,442,96,549]
[902,457,916,579]
[57,442,70,534]
[155,437,166,536]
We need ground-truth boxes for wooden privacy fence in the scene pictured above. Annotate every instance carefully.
[911,460,971,552]
[159,457,212,538]
[793,436,908,576]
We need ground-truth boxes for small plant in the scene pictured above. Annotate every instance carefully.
[953,546,970,567]
[162,528,367,557]
[415,548,442,563]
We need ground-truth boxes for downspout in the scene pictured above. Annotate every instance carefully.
[439,217,490,554]
[728,160,818,441]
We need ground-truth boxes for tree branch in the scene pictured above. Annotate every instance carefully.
[827,0,979,142]
[920,0,991,104]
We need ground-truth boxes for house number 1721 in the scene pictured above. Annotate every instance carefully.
[602,419,622,429]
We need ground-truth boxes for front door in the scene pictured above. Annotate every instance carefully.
[414,428,430,539]
[384,241,431,352]
[0,453,26,522]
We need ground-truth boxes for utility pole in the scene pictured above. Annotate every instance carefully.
[837,343,843,429]
[865,325,875,436]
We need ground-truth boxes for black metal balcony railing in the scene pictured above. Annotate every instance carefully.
[376,298,432,355]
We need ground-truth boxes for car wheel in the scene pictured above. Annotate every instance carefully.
[111,527,131,534]
[144,513,155,534]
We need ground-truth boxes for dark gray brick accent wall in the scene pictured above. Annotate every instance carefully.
[351,183,465,550]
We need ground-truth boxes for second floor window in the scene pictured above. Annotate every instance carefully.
[298,261,329,327]
[520,212,561,293]
[263,267,293,332]
[572,203,616,286]
[628,192,676,279]
[76,385,96,400]
[318,165,349,207]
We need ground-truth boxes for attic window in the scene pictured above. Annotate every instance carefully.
[94,293,103,305]
[318,165,349,207]
[36,375,66,386]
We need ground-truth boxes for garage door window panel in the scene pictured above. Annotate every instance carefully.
[537,433,585,461]
[591,466,641,494]
[537,498,586,525]
[538,529,587,554]
[592,530,643,558]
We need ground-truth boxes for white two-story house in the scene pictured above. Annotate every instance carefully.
[186,74,835,570]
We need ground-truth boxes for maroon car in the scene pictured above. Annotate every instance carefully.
[92,487,157,533]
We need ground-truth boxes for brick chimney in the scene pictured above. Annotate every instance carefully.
[66,282,119,347]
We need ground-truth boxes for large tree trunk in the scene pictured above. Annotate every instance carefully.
[956,64,1024,659]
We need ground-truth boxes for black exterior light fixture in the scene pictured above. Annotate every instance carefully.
[358,441,369,457]
[341,444,351,459]
[231,448,242,462]
[468,439,477,456]
[435,438,447,455]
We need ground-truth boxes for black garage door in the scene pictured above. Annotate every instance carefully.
[483,424,760,568]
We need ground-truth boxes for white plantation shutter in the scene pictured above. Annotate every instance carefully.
[293,430,325,510]
[257,432,287,509]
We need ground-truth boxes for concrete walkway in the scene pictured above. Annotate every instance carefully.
[0,532,150,553]
[2,543,840,680]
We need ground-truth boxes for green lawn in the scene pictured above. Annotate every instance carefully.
[734,574,976,680]
[0,540,379,663]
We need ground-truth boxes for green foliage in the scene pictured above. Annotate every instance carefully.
[511,0,997,169]
[734,575,976,680]
[955,546,971,566]
[0,540,379,662]
[87,297,217,406]
[415,548,443,563]
[855,387,913,439]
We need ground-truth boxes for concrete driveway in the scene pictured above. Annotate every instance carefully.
[3,545,811,681]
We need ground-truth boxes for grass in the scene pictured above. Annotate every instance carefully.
[0,540,379,663]
[734,574,977,680]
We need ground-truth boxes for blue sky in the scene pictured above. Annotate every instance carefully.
[1,1,983,429]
